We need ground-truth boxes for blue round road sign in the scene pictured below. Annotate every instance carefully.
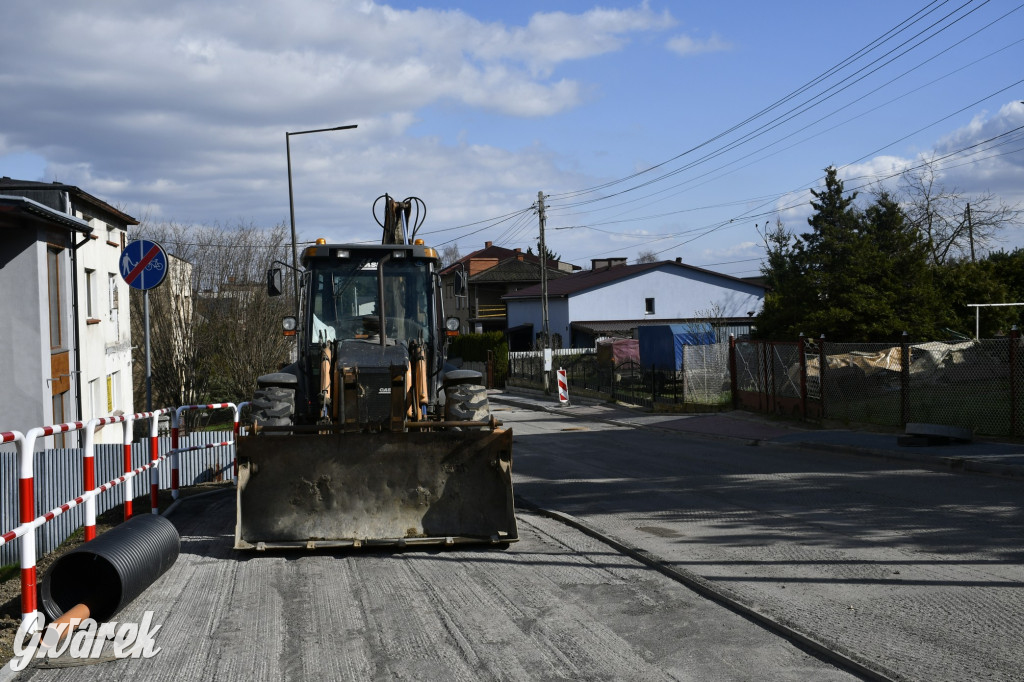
[120,239,168,291]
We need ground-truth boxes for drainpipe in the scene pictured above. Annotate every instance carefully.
[67,191,91,447]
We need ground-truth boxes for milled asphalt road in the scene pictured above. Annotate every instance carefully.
[494,392,1024,682]
[6,491,856,681]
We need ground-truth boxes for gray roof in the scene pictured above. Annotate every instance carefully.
[0,194,93,234]
[503,260,766,301]
[0,177,137,226]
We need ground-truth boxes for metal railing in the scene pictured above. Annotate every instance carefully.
[0,402,246,629]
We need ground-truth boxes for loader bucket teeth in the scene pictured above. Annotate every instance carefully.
[234,428,517,549]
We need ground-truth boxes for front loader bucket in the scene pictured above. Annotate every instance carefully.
[235,428,517,549]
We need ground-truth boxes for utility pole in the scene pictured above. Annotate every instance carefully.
[966,202,975,262]
[538,191,551,393]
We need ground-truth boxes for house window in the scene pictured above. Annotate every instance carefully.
[645,297,655,315]
[85,269,96,318]
[109,272,120,338]
[47,247,64,349]
[88,378,99,418]
[108,273,119,313]
[107,372,119,413]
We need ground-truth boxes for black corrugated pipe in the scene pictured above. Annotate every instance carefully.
[39,514,180,622]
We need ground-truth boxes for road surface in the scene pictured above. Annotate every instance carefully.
[499,399,1024,682]
[11,489,852,681]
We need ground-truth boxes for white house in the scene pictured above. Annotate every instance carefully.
[0,178,137,445]
[503,258,766,349]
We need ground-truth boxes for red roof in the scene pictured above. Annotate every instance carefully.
[439,242,541,275]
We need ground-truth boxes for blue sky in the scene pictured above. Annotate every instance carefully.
[1,1,1022,277]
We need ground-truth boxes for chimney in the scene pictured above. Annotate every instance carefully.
[675,257,682,263]
[514,247,521,252]
[591,257,628,270]
[485,241,492,248]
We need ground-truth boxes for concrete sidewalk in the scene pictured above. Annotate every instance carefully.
[491,387,1024,479]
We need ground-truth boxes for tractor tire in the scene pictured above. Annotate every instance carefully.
[445,384,490,430]
[250,386,295,427]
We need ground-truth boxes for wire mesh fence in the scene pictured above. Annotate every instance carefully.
[904,338,1012,435]
[509,335,1024,436]
[817,341,904,428]
[736,334,1024,437]
[508,342,731,409]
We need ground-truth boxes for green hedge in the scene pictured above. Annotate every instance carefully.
[447,331,509,386]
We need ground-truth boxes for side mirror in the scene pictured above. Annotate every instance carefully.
[267,267,284,297]
[454,270,467,297]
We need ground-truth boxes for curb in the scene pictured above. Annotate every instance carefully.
[786,440,1024,478]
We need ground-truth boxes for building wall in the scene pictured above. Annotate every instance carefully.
[505,298,570,348]
[0,234,49,431]
[568,267,763,322]
[73,213,133,440]
[507,265,764,349]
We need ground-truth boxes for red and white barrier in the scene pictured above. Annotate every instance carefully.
[0,403,242,630]
[557,368,569,405]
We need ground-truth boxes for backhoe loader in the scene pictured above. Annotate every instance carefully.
[234,196,517,549]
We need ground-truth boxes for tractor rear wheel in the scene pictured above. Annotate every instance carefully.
[445,384,490,429]
[250,386,295,427]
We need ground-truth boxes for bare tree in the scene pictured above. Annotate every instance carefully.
[636,250,658,263]
[899,158,1023,264]
[130,221,294,414]
[440,244,461,267]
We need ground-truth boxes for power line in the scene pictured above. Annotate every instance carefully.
[547,0,992,210]
[563,119,1024,261]
[546,0,956,202]
[547,27,1023,226]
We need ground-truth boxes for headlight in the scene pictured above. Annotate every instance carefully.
[445,317,460,332]
[282,316,298,332]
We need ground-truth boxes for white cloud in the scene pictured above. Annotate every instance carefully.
[475,4,676,75]
[702,240,758,260]
[0,0,674,239]
[841,102,1024,202]
[666,32,731,56]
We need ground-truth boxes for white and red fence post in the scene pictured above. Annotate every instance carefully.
[234,401,249,479]
[171,403,240,497]
[81,414,128,541]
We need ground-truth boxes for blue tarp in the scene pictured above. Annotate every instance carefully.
[637,323,716,371]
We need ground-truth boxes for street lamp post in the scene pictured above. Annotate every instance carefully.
[285,124,358,316]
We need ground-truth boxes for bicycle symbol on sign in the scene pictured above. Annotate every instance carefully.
[121,248,165,274]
